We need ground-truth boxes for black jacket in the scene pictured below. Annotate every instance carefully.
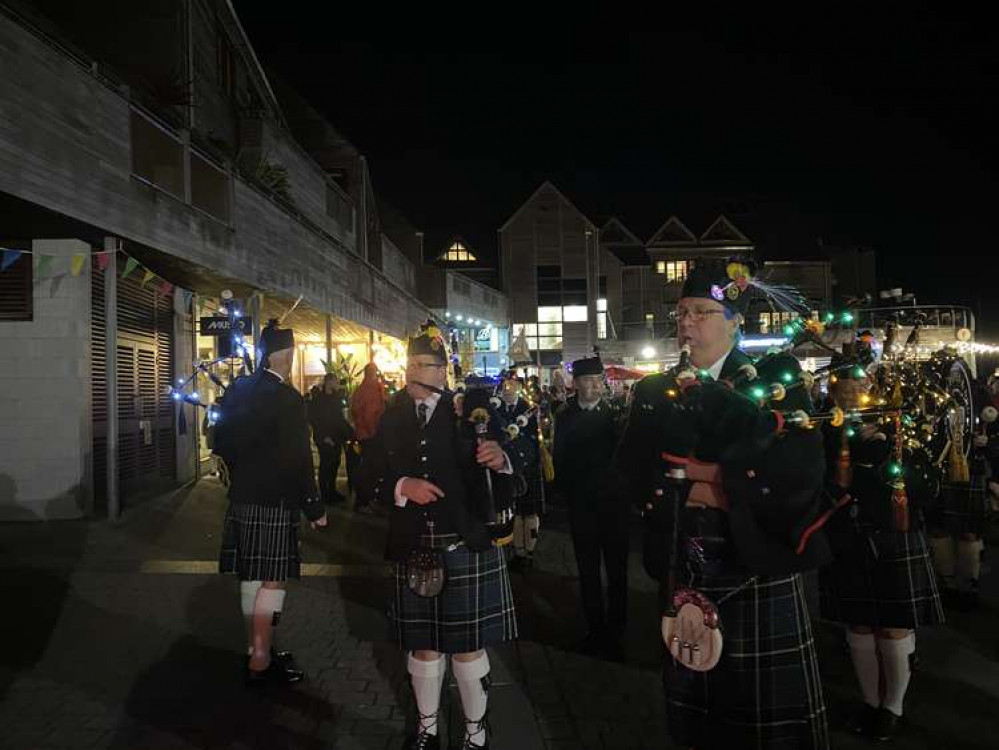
[213,369,323,522]
[553,396,622,509]
[618,348,831,578]
[358,389,529,561]
[308,390,353,446]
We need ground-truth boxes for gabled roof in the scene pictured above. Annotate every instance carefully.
[647,216,699,246]
[498,181,598,233]
[700,215,751,245]
[600,217,644,246]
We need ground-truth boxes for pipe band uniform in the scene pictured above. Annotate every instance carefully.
[616,258,831,749]
[495,370,546,573]
[816,342,944,740]
[214,319,326,686]
[552,353,630,661]
[356,321,531,749]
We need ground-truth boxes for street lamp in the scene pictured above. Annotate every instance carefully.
[641,345,656,359]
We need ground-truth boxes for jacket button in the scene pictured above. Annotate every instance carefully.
[420,440,426,446]
[423,473,429,479]
[421,456,427,462]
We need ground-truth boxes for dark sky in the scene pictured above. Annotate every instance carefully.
[235,7,998,332]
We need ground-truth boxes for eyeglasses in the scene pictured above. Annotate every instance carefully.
[671,307,726,323]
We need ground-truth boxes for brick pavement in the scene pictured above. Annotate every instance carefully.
[1,477,998,749]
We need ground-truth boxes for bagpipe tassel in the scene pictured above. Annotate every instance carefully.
[835,430,852,489]
[891,481,910,533]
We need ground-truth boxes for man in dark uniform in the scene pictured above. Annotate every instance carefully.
[618,259,830,749]
[497,372,545,573]
[818,346,944,741]
[553,354,628,659]
[309,373,353,505]
[214,320,328,684]
[358,323,524,750]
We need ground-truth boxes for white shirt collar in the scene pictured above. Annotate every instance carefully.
[415,391,442,422]
[264,367,284,383]
[704,349,733,381]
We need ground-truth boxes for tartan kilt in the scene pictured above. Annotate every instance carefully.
[820,525,944,628]
[219,502,300,582]
[925,480,989,536]
[390,545,517,653]
[514,466,545,516]
[664,572,829,750]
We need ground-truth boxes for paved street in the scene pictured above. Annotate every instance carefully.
[1,473,998,749]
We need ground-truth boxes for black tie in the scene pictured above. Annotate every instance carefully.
[417,402,429,430]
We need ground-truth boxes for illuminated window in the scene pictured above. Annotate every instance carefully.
[563,305,588,322]
[597,313,607,339]
[759,312,772,334]
[645,313,655,333]
[538,306,562,322]
[440,241,477,262]
[596,298,607,312]
[656,261,666,274]
[666,261,688,282]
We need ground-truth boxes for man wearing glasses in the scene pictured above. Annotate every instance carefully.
[358,323,520,750]
[619,259,830,749]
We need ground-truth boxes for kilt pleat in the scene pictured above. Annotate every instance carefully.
[664,572,829,750]
[820,526,944,628]
[219,502,300,581]
[391,545,517,653]
[927,481,989,536]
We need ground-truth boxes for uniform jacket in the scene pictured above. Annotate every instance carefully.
[553,396,623,509]
[309,390,353,446]
[214,369,323,522]
[618,348,831,577]
[358,389,530,562]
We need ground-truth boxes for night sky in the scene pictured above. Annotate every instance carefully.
[235,7,998,334]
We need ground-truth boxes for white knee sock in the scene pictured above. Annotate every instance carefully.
[957,539,984,588]
[878,634,915,717]
[250,588,285,668]
[453,652,490,747]
[525,514,541,553]
[240,581,262,656]
[408,653,447,736]
[847,630,881,709]
[930,536,956,582]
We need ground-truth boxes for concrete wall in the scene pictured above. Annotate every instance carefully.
[0,239,91,521]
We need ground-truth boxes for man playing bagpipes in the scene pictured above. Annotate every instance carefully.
[495,371,546,573]
[617,258,831,749]
[817,343,944,742]
[356,323,532,750]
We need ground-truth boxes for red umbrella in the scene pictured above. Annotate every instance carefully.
[604,364,647,381]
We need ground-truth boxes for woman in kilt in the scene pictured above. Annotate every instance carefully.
[619,258,831,750]
[214,322,328,684]
[819,350,944,741]
[358,324,523,750]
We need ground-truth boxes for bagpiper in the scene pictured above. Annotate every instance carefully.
[214,320,328,684]
[496,371,545,572]
[618,258,831,749]
[818,343,944,741]
[358,323,528,749]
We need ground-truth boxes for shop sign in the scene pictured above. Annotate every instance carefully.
[199,316,253,336]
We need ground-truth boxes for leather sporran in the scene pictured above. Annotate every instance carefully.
[661,587,724,672]
[405,547,446,598]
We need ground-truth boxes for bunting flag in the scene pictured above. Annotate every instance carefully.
[70,253,87,277]
[141,269,156,288]
[121,256,140,280]
[36,253,54,278]
[159,280,174,297]
[96,252,111,272]
[0,248,21,271]
[181,289,193,309]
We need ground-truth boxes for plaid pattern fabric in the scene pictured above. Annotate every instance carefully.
[391,545,517,653]
[927,481,989,535]
[664,573,829,750]
[219,502,300,582]
[820,525,945,628]
[664,507,828,750]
